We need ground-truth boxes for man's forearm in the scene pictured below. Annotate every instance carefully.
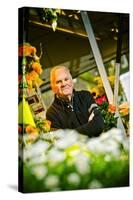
[76,110,104,137]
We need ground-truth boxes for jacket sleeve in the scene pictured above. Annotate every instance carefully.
[46,109,62,129]
[75,91,104,137]
[75,108,104,137]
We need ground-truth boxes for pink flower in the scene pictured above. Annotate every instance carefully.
[95,95,107,105]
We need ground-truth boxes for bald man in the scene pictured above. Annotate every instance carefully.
[46,66,104,137]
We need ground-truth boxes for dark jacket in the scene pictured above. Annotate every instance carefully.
[46,90,104,137]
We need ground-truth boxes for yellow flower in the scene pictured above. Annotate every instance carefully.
[35,77,44,87]
[94,77,103,85]
[43,120,51,132]
[108,76,115,86]
[119,102,129,116]
[91,87,100,98]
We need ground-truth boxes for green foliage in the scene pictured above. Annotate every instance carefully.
[41,8,61,31]
[98,102,118,132]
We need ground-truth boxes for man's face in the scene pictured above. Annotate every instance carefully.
[52,68,73,99]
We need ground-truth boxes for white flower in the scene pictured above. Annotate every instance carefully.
[101,128,123,142]
[24,140,50,161]
[31,165,47,180]
[75,153,90,175]
[44,175,59,189]
[122,138,129,151]
[53,129,66,138]
[87,138,105,153]
[55,130,79,149]
[88,179,103,189]
[29,154,47,165]
[86,128,126,157]
[102,140,119,152]
[47,148,66,164]
[67,173,80,185]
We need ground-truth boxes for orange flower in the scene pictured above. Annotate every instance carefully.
[108,104,116,113]
[30,46,37,55]
[19,44,36,57]
[29,71,39,80]
[26,74,33,88]
[25,125,37,134]
[32,62,43,74]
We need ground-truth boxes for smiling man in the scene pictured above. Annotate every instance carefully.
[46,66,104,137]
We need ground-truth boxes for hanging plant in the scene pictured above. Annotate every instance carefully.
[41,8,61,31]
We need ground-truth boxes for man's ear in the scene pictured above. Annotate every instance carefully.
[51,85,58,94]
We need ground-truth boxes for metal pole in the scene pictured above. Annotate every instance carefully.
[81,11,113,103]
[114,14,123,106]
[113,14,126,135]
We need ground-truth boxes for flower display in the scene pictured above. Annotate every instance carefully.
[34,117,51,133]
[20,128,129,192]
[19,43,37,57]
[18,43,44,89]
[94,95,118,132]
[91,75,129,133]
[18,43,51,136]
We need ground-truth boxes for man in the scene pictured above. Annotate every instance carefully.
[46,66,104,137]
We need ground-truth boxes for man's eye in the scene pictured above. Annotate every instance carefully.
[56,80,61,84]
[65,78,68,81]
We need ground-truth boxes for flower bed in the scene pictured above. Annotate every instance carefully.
[19,128,129,193]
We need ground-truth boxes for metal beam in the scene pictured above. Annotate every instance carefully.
[81,11,114,103]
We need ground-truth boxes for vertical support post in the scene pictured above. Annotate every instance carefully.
[81,11,113,103]
[113,14,126,135]
[114,63,120,106]
[114,14,123,106]
[19,7,29,44]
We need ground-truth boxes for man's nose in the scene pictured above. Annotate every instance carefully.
[61,80,66,87]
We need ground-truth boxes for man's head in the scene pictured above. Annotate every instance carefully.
[50,66,74,101]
